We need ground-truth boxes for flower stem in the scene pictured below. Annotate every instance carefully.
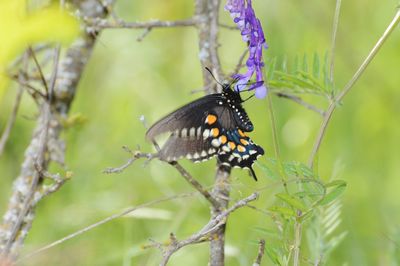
[267,90,289,193]
[293,212,303,266]
[329,0,342,83]
[308,8,400,168]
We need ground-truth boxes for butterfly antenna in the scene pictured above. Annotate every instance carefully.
[243,94,255,102]
[205,67,224,87]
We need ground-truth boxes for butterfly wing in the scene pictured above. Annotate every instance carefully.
[146,86,264,180]
[146,94,222,140]
[146,93,246,139]
[158,133,218,162]
[216,129,264,180]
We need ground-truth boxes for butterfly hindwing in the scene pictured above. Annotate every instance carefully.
[215,128,264,180]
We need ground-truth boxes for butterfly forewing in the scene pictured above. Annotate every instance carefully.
[146,94,224,140]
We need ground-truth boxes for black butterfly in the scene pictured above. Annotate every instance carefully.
[146,83,264,180]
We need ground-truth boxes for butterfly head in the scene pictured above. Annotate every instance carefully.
[221,83,254,132]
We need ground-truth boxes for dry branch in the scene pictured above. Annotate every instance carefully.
[104,147,220,208]
[18,192,195,262]
[0,0,113,259]
[158,192,259,265]
[253,239,266,266]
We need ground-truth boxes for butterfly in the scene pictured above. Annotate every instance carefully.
[146,82,264,180]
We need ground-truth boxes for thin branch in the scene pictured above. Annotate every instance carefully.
[329,0,342,82]
[90,18,199,30]
[104,146,220,208]
[48,45,61,101]
[9,74,47,99]
[169,162,220,208]
[308,8,400,167]
[218,23,239,30]
[2,104,51,256]
[253,239,266,266]
[2,43,64,254]
[136,27,153,42]
[293,211,303,266]
[32,170,71,205]
[209,163,231,265]
[0,0,114,257]
[159,192,259,265]
[0,87,24,157]
[17,192,196,262]
[103,146,155,174]
[276,92,325,116]
[28,47,49,96]
[232,49,248,76]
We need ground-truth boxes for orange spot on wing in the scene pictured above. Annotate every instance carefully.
[210,128,219,137]
[237,145,246,152]
[240,139,249,145]
[219,135,227,144]
[228,141,236,150]
[238,129,246,137]
[206,114,217,125]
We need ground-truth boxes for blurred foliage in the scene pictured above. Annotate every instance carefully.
[1,0,400,265]
[0,0,79,97]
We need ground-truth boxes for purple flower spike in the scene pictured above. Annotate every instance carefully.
[225,0,268,98]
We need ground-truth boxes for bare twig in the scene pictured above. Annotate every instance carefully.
[48,45,61,101]
[159,192,259,265]
[253,239,266,266]
[28,47,49,96]
[103,147,155,174]
[0,87,24,157]
[218,23,239,30]
[104,146,220,208]
[9,74,46,99]
[0,52,28,157]
[18,192,196,262]
[136,27,153,42]
[169,162,220,208]
[210,164,231,265]
[195,0,223,92]
[1,103,51,257]
[232,49,248,76]
[89,18,199,30]
[276,92,325,116]
[0,0,114,258]
[308,9,400,167]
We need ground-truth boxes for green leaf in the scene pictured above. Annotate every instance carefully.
[313,53,320,78]
[325,180,346,188]
[299,209,314,222]
[269,206,296,217]
[257,162,280,180]
[323,51,330,89]
[252,227,279,236]
[265,244,282,265]
[319,183,347,206]
[282,55,288,73]
[274,71,322,92]
[267,57,277,80]
[275,193,308,211]
[302,53,308,72]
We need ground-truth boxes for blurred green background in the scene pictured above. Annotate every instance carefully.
[1,0,400,265]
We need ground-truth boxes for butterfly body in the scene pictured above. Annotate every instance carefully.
[146,83,264,180]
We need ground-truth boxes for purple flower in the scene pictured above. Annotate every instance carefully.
[225,0,268,98]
